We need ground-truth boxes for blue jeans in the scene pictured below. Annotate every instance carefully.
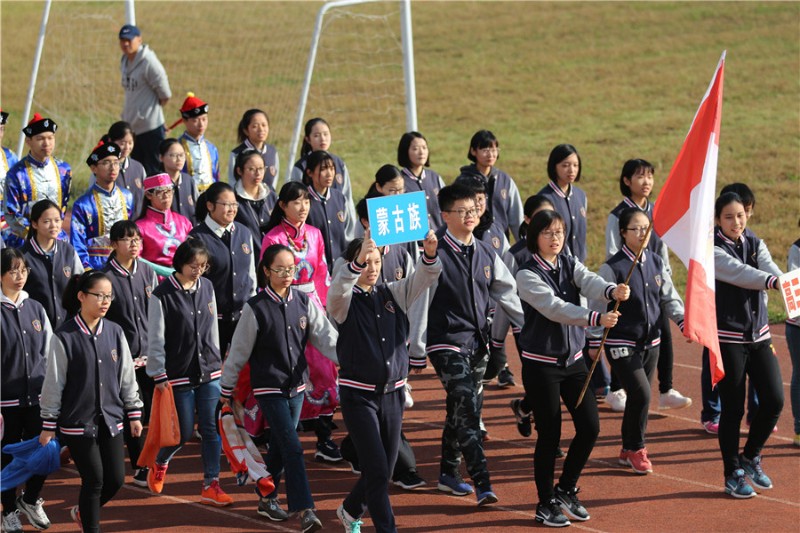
[787,323,800,434]
[258,394,314,512]
[156,380,221,484]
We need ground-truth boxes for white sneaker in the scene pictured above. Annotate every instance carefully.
[605,389,627,412]
[404,382,414,409]
[1,510,23,533]
[659,389,692,410]
[336,504,363,532]
[16,495,51,530]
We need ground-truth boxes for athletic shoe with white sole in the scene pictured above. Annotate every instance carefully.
[1,510,23,533]
[336,504,363,532]
[740,454,772,489]
[618,448,653,474]
[554,484,590,521]
[725,469,756,499]
[659,389,692,410]
[437,473,473,496]
[15,495,51,530]
[605,389,627,412]
[257,498,289,521]
[535,498,571,527]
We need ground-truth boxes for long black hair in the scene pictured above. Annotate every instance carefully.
[263,181,310,234]
[257,243,293,289]
[62,271,111,317]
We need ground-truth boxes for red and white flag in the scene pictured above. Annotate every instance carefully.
[653,51,726,386]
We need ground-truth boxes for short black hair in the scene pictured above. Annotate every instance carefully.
[714,191,744,219]
[1,248,27,276]
[467,130,499,162]
[547,144,581,183]
[526,209,566,254]
[172,238,210,272]
[619,159,654,197]
[719,183,755,208]
[397,131,429,168]
[438,183,477,213]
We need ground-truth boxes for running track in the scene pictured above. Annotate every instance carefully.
[34,324,799,531]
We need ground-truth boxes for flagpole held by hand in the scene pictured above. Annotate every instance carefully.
[575,224,653,409]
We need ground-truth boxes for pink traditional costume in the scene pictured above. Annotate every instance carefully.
[261,218,337,421]
[135,173,192,268]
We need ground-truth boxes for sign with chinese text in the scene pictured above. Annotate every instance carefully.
[367,191,428,247]
[779,268,800,320]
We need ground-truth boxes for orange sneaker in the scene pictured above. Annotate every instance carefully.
[619,447,652,475]
[201,480,233,506]
[148,463,168,494]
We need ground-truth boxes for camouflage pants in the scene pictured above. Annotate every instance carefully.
[428,348,490,488]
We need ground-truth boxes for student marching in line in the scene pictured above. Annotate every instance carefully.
[788,226,800,447]
[260,182,341,462]
[101,221,157,487]
[70,140,134,270]
[700,183,782,434]
[516,208,629,527]
[419,183,524,506]
[145,239,232,506]
[4,114,72,249]
[303,150,355,272]
[537,144,587,262]
[711,191,783,498]
[190,181,257,357]
[603,159,691,414]
[233,149,277,260]
[590,208,685,475]
[228,108,280,190]
[220,243,338,532]
[106,122,146,212]
[174,93,220,193]
[158,138,198,225]
[328,229,440,532]
[1,248,54,532]
[134,173,193,275]
[39,270,143,533]
[21,199,83,329]
[397,131,446,233]
[290,118,355,222]
[457,130,523,240]
[0,110,20,242]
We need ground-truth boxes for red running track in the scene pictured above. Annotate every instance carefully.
[29,324,799,531]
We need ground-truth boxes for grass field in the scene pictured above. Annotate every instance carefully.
[2,1,798,318]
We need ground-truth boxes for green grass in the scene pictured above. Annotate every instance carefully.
[2,1,798,320]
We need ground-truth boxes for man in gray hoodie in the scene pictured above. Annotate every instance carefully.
[119,24,171,175]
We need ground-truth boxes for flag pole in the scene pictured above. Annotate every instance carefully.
[575,224,653,409]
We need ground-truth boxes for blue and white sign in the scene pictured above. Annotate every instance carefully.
[367,191,429,247]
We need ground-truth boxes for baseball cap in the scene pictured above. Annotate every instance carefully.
[119,24,141,39]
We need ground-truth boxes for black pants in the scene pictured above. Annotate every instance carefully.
[428,348,491,488]
[130,125,166,176]
[607,346,659,450]
[656,312,674,393]
[1,405,46,512]
[217,319,239,361]
[340,387,404,533]
[62,426,125,533]
[522,359,599,503]
[123,366,153,471]
[717,340,783,476]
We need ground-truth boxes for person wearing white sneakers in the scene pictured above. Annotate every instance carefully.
[590,208,686,475]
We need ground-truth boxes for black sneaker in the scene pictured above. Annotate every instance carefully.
[315,439,343,462]
[554,484,590,521]
[510,398,532,437]
[393,471,427,490]
[555,447,565,459]
[497,367,516,388]
[535,499,570,527]
[132,467,149,487]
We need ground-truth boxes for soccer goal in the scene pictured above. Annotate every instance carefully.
[7,0,417,194]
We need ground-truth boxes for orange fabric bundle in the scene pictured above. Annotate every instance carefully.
[137,384,180,469]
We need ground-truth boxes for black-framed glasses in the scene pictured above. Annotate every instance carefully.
[445,208,478,219]
[84,291,114,303]
[269,266,297,277]
[215,201,239,210]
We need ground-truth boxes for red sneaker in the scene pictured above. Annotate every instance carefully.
[148,463,168,494]
[620,448,652,474]
[200,480,233,507]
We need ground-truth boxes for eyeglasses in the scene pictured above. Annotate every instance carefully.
[98,160,121,169]
[625,226,650,235]
[384,187,405,195]
[164,153,185,160]
[541,230,565,240]
[116,237,141,246]
[445,208,478,219]
[477,147,499,156]
[215,201,239,210]
[6,267,31,278]
[84,291,114,303]
[245,166,266,175]
[269,266,297,277]
[187,263,209,274]
[148,187,174,198]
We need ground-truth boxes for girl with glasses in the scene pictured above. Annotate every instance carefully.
[101,220,158,486]
[233,149,277,259]
[158,138,198,224]
[145,238,232,506]
[39,270,143,533]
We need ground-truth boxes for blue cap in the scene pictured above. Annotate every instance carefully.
[119,24,141,39]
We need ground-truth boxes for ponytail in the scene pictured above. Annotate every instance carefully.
[62,271,111,317]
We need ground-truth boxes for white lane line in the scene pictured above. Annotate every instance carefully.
[672,362,791,387]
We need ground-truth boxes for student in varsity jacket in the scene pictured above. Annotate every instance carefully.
[303,150,355,273]
[1,248,54,532]
[327,230,441,533]
[588,208,685,476]
[220,243,338,531]
[232,149,277,260]
[145,239,232,506]
[190,182,256,357]
[397,131,445,233]
[711,192,783,499]
[228,108,280,190]
[516,208,629,527]
[418,184,524,507]
[39,270,143,533]
[101,221,157,487]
